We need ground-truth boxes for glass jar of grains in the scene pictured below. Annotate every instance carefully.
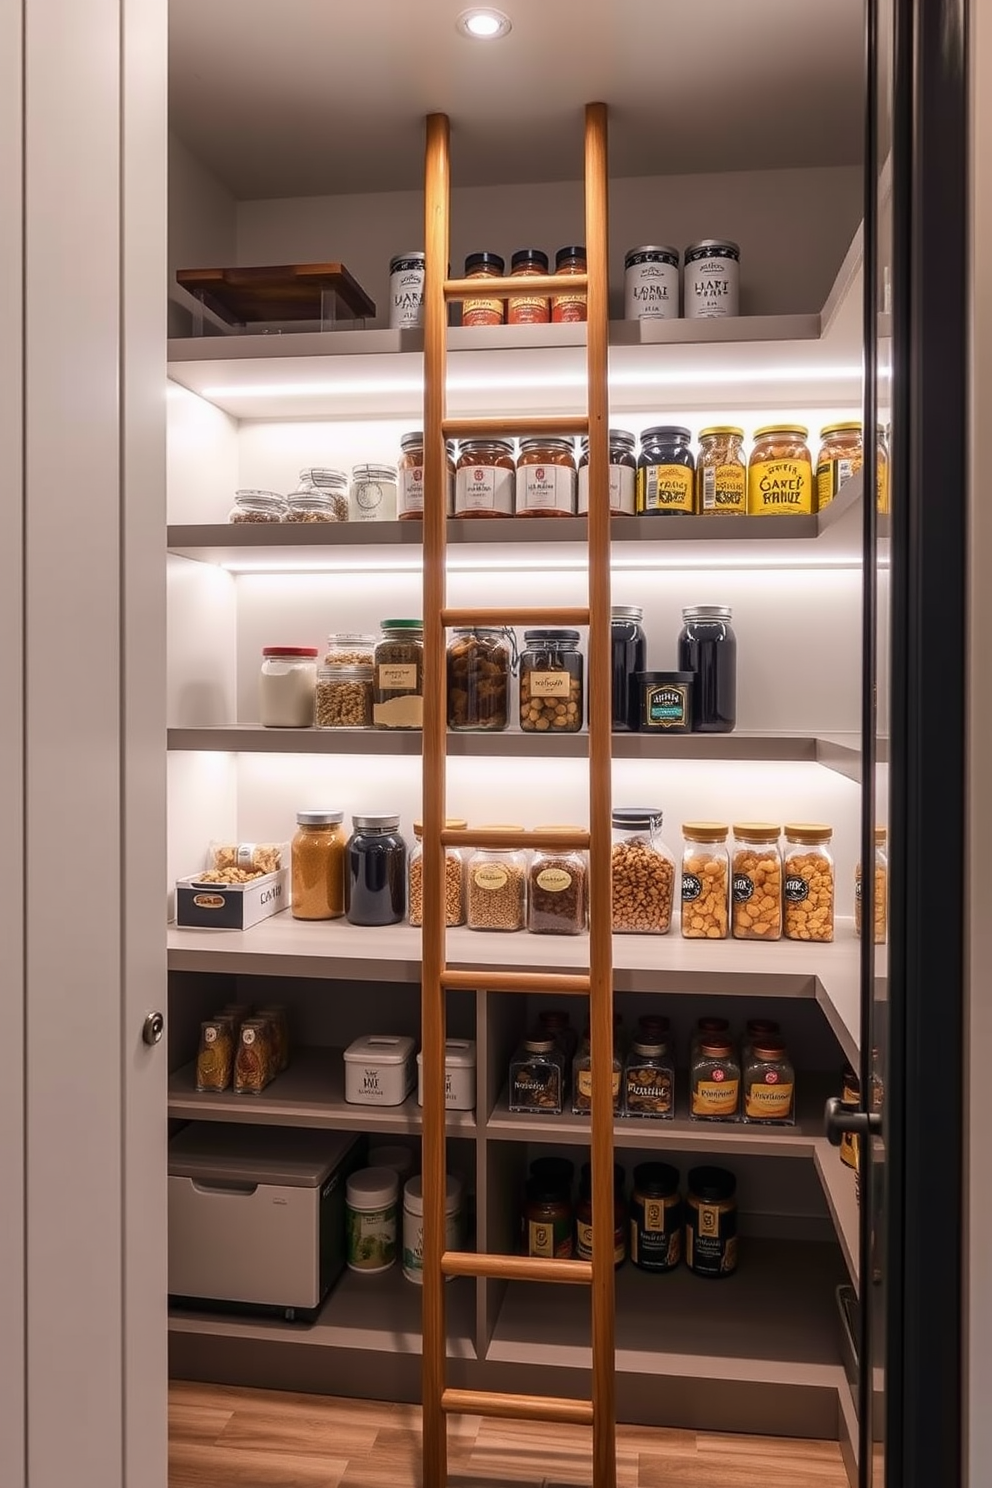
[325,632,377,666]
[467,828,527,932]
[229,489,287,524]
[297,468,350,521]
[611,808,675,934]
[527,832,587,935]
[696,427,747,514]
[455,439,515,518]
[285,487,346,523]
[408,818,468,928]
[856,826,888,942]
[732,823,783,940]
[519,629,583,732]
[578,429,638,516]
[747,426,814,516]
[816,422,863,511]
[515,437,577,517]
[446,627,513,732]
[680,823,730,939]
[291,810,345,920]
[783,823,835,942]
[397,432,456,519]
[374,621,423,729]
[315,664,373,728]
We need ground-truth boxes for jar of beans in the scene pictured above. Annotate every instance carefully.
[731,823,782,940]
[446,627,513,732]
[783,824,834,942]
[527,833,587,935]
[467,829,527,932]
[611,808,675,934]
[519,629,583,732]
[315,664,373,729]
[408,819,468,928]
[681,823,730,939]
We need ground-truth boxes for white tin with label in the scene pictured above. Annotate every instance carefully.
[624,245,680,321]
[344,1034,417,1105]
[683,239,740,319]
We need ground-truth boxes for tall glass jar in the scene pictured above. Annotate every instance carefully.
[731,823,783,940]
[516,437,577,517]
[446,627,512,731]
[315,664,373,729]
[681,822,730,939]
[551,246,587,322]
[519,629,583,732]
[408,818,468,928]
[611,605,646,732]
[345,814,407,926]
[397,432,456,519]
[462,252,505,326]
[856,826,888,942]
[466,829,527,932]
[696,427,746,514]
[292,811,345,920]
[374,620,423,729]
[578,429,637,516]
[455,439,515,518]
[611,808,676,934]
[508,248,550,325]
[678,604,737,733]
[636,427,695,515]
[783,823,835,942]
[747,426,814,516]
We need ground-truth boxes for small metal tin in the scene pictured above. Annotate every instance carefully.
[635,671,694,733]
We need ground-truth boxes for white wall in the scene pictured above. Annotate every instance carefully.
[168,130,237,334]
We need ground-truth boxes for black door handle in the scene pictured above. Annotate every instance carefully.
[824,1095,883,1146]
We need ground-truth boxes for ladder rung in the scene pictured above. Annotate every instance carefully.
[444,273,589,300]
[441,1388,594,1426]
[441,607,590,629]
[441,827,590,850]
[441,1252,592,1284]
[440,970,591,994]
[442,415,590,441]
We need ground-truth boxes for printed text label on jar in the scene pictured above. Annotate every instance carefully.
[536,868,572,892]
[746,1078,794,1119]
[701,465,746,512]
[456,467,514,515]
[748,459,813,514]
[474,865,509,891]
[521,465,575,513]
[693,1078,739,1115]
[640,465,694,513]
[578,465,636,515]
[379,664,418,689]
[529,671,572,698]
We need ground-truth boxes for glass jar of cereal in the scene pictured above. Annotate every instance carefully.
[731,823,782,940]
[680,823,729,939]
[783,823,835,942]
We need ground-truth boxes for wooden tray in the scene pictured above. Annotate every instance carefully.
[175,262,376,326]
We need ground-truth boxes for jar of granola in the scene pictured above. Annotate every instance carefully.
[455,439,515,518]
[315,665,373,729]
[731,823,782,940]
[446,627,512,731]
[467,829,527,932]
[408,819,468,928]
[397,432,456,519]
[856,827,888,942]
[783,823,835,942]
[325,633,377,667]
[516,437,577,517]
[696,427,746,515]
[611,808,675,934]
[747,426,814,516]
[681,823,729,939]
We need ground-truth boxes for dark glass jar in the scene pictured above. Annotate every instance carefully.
[636,426,695,515]
[522,1177,573,1258]
[552,246,587,322]
[629,1162,683,1273]
[575,1162,627,1267]
[508,248,550,325]
[610,604,646,731]
[678,604,737,733]
[519,629,583,732]
[446,626,512,731]
[462,252,506,326]
[685,1166,738,1277]
[345,813,407,926]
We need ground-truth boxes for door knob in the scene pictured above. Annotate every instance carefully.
[824,1095,881,1146]
[142,1011,165,1046]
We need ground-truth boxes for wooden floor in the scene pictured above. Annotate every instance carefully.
[169,1381,851,1488]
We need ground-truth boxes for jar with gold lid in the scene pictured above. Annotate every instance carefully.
[516,437,577,516]
[783,823,835,943]
[697,427,746,514]
[816,422,863,511]
[455,439,515,518]
[681,822,729,939]
[747,426,814,516]
[856,826,888,942]
[731,822,782,940]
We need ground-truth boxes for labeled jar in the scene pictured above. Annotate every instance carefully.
[743,1038,796,1124]
[572,1024,623,1116]
[374,620,423,729]
[510,1035,565,1115]
[741,1019,780,1068]
[229,488,287,524]
[690,1036,740,1121]
[783,823,835,942]
[575,1163,627,1267]
[611,604,646,731]
[681,823,730,940]
[611,808,676,933]
[747,426,814,516]
[462,252,506,326]
[408,818,468,928]
[519,629,583,732]
[259,646,318,728]
[455,438,515,517]
[634,671,693,733]
[678,604,737,733]
[195,1018,235,1093]
[630,1163,682,1272]
[389,252,425,330]
[522,1176,573,1257]
[325,633,377,666]
[856,827,888,942]
[624,1035,675,1118]
[839,1064,861,1172]
[508,248,550,325]
[403,1174,464,1284]
[877,424,891,514]
[347,1168,399,1273]
[516,437,577,516]
[697,427,747,515]
[685,1166,738,1276]
[528,834,587,935]
[397,432,455,519]
[816,422,863,511]
[315,664,373,728]
[446,627,512,731]
[578,429,637,516]
[350,463,398,522]
[683,240,740,319]
[624,246,680,321]
[285,487,347,523]
[291,810,345,920]
[298,469,350,522]
[467,829,527,932]
[732,823,783,940]
[345,814,407,926]
[257,1004,289,1074]
[552,245,587,322]
[234,1018,276,1094]
[636,426,695,515]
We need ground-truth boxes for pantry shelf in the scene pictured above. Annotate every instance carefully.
[813,1138,861,1291]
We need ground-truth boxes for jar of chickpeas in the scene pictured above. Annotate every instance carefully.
[408,819,468,928]
[731,823,782,940]
[467,828,528,932]
[519,629,583,733]
[783,824,835,942]
[680,823,730,939]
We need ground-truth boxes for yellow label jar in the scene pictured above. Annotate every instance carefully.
[747,425,814,516]
[696,426,746,514]
[816,422,863,511]
[636,426,695,514]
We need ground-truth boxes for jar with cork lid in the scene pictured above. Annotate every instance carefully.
[783,824,835,943]
[731,823,783,940]
[408,819,468,928]
[466,828,527,932]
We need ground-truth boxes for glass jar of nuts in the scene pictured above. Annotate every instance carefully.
[731,823,783,940]
[855,826,888,942]
[315,664,373,729]
[527,832,587,935]
[783,823,835,942]
[611,808,675,934]
[519,629,583,733]
[325,632,378,667]
[446,627,513,732]
[681,823,730,939]
[467,828,527,932]
[408,818,468,928]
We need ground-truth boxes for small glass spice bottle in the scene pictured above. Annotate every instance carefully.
[509,1034,565,1115]
[462,252,506,326]
[690,1035,741,1121]
[681,823,730,939]
[508,248,550,324]
[783,823,835,943]
[623,1033,675,1119]
[743,1037,796,1124]
[731,823,783,940]
[551,246,587,322]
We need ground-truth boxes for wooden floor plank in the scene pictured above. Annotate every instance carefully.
[169,1441,349,1488]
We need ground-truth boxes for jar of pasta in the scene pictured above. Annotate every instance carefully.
[508,248,550,325]
[519,629,583,732]
[462,252,505,326]
[455,439,515,518]
[636,426,695,515]
[234,1018,277,1094]
[195,1018,235,1093]
[446,627,512,731]
[291,810,345,920]
[467,829,527,932]
[731,823,782,940]
[577,429,637,516]
[681,823,729,939]
[696,427,746,514]
[408,819,468,928]
[856,827,888,942]
[783,823,835,942]
[315,664,373,729]
[374,621,423,729]
[397,432,455,519]
[516,437,577,516]
[816,422,863,511]
[747,426,813,516]
[552,246,587,322]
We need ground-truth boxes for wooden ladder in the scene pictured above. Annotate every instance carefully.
[420,103,615,1488]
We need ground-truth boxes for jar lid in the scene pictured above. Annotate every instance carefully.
[624,245,679,265]
[682,821,729,842]
[688,1165,736,1202]
[698,426,745,439]
[390,252,425,270]
[352,813,402,831]
[638,1013,670,1032]
[784,822,833,843]
[631,1037,669,1055]
[611,605,644,621]
[641,425,692,443]
[317,663,373,680]
[752,1038,787,1060]
[697,1016,730,1032]
[524,1037,557,1053]
[353,463,398,480]
[328,632,377,643]
[682,605,732,620]
[296,810,344,825]
[262,646,319,657]
[746,1019,780,1036]
[534,824,583,833]
[580,429,636,449]
[459,438,515,453]
[523,628,580,643]
[476,823,524,832]
[236,487,285,504]
[511,248,549,271]
[636,670,693,684]
[530,1156,575,1187]
[412,817,468,836]
[732,822,781,841]
[699,1038,733,1057]
[555,245,586,264]
[346,1166,400,1209]
[344,1034,415,1064]
[519,436,575,453]
[684,239,740,258]
[633,1161,680,1198]
[819,421,863,437]
[465,251,505,273]
[403,1173,464,1217]
[753,424,809,439]
[415,1038,476,1068]
[380,619,423,630]
[612,807,664,830]
[300,467,347,487]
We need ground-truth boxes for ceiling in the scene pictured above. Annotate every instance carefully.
[169,0,864,200]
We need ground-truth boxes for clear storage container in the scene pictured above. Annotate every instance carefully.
[408,818,468,928]
[743,1037,796,1124]
[611,808,675,934]
[731,823,783,940]
[856,826,888,942]
[315,664,373,729]
[467,828,527,932]
[325,632,377,666]
[681,822,730,939]
[298,467,350,521]
[519,629,583,733]
[350,463,398,522]
[374,621,423,729]
[783,823,835,942]
[527,834,587,935]
[446,627,513,731]
[258,646,318,728]
[285,487,347,523]
[229,488,287,523]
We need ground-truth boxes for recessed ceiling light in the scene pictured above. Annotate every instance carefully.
[457,8,511,39]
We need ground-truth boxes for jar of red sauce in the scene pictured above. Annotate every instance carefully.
[462,253,506,327]
[516,437,577,517]
[552,246,587,323]
[508,249,550,325]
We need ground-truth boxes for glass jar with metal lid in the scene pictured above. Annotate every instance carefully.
[629,1162,682,1272]
[681,823,730,940]
[690,1035,741,1121]
[685,1166,738,1276]
[229,489,287,524]
[816,422,863,511]
[345,813,407,926]
[551,246,587,322]
[611,808,676,934]
[783,823,835,943]
[611,605,646,731]
[732,823,783,940]
[315,663,373,729]
[325,632,377,666]
[350,463,398,522]
[516,437,577,516]
[636,427,695,514]
[462,252,506,326]
[578,429,637,515]
[297,467,349,521]
[624,246,680,321]
[446,627,514,731]
[286,483,348,523]
[678,605,737,733]
[519,629,583,732]
[683,239,740,319]
[743,1037,796,1124]
[373,620,423,729]
[291,810,345,920]
[696,427,746,514]
[397,432,455,519]
[747,426,813,516]
[467,827,527,932]
[455,438,515,518]
[508,248,550,325]
[408,817,468,928]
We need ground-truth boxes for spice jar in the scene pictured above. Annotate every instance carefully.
[325,632,377,666]
[519,629,583,732]
[315,664,373,729]
[346,1168,399,1273]
[624,1033,675,1118]
[510,1035,565,1115]
[285,487,346,523]
[741,1018,780,1067]
[636,426,696,514]
[685,1166,738,1276]
[681,823,730,939]
[527,832,587,935]
[397,432,455,519]
[455,438,515,518]
[743,1037,796,1124]
[624,246,680,322]
[350,463,398,522]
[467,828,527,932]
[551,245,587,322]
[690,1017,730,1063]
[678,605,737,733]
[611,605,646,732]
[690,1036,741,1121]
[696,427,747,515]
[389,252,426,330]
[630,1163,683,1272]
[611,808,676,934]
[257,1004,290,1074]
[572,1022,623,1116]
[783,823,834,942]
[856,827,888,942]
[508,248,550,325]
[446,627,512,731]
[374,620,423,729]
[462,252,506,327]
[516,437,577,516]
[234,1018,277,1094]
[578,429,637,516]
[259,646,318,728]
[816,422,863,511]
[732,823,782,940]
[683,240,740,319]
[747,426,814,516]
[575,1162,627,1267]
[522,1176,573,1257]
[195,1018,235,1093]
[408,818,467,928]
[291,810,345,920]
[229,488,287,524]
[345,813,407,926]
